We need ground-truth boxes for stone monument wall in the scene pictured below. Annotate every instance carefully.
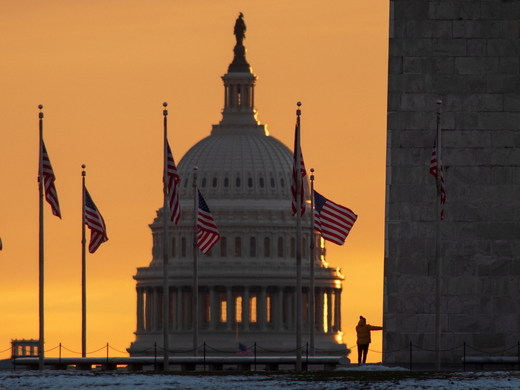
[385,0,520,364]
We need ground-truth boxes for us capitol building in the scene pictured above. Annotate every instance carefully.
[128,16,346,356]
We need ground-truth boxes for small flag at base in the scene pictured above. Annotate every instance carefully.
[314,190,357,245]
[197,190,220,254]
[429,141,446,220]
[85,188,108,253]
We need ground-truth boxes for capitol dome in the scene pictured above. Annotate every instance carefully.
[177,132,302,202]
[128,15,346,359]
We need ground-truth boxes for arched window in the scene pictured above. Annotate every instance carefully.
[236,177,241,188]
[212,177,218,188]
[280,178,285,188]
[259,177,265,188]
[250,237,256,257]
[248,177,253,188]
[290,237,296,258]
[264,237,270,257]
[220,237,227,257]
[277,237,284,257]
[235,237,242,257]
[270,178,275,188]
[171,237,176,258]
[201,178,207,188]
[181,237,187,257]
[224,177,229,188]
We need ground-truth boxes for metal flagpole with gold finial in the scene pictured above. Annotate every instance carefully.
[38,104,45,371]
[295,102,303,371]
[162,103,170,371]
[193,166,199,356]
[310,168,315,356]
[81,164,87,358]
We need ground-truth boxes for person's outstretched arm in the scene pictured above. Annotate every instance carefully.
[368,325,383,331]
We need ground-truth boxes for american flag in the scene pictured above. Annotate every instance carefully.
[40,141,61,219]
[197,189,220,255]
[429,140,446,220]
[314,190,357,246]
[84,188,108,253]
[166,142,181,224]
[291,123,306,217]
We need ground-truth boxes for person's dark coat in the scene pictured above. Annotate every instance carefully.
[356,317,382,345]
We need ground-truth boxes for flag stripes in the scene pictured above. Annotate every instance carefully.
[166,142,181,224]
[40,141,61,219]
[291,123,306,217]
[429,141,446,220]
[314,190,357,246]
[84,188,108,253]
[197,190,220,254]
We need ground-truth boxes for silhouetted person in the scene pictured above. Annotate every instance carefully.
[356,316,382,365]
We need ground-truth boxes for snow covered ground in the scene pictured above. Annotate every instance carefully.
[1,367,520,389]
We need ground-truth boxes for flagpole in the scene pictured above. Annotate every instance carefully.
[435,100,442,371]
[162,103,170,371]
[295,102,302,371]
[81,165,87,358]
[193,166,199,356]
[38,104,44,371]
[309,168,315,356]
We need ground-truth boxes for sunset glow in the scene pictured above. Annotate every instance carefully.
[0,1,389,363]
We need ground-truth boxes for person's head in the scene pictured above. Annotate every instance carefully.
[358,316,366,325]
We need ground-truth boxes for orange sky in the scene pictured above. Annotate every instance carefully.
[0,1,389,363]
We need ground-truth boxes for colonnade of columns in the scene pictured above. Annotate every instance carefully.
[136,285,342,334]
[224,82,255,110]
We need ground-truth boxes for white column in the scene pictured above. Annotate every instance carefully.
[184,289,191,329]
[198,289,205,330]
[277,288,284,331]
[153,287,160,331]
[259,286,267,331]
[337,289,342,331]
[285,290,292,331]
[176,289,182,330]
[226,287,233,331]
[243,287,250,332]
[209,286,217,331]
[327,288,333,333]
[145,289,152,331]
[333,289,339,332]
[317,287,324,333]
[137,288,144,331]
[169,290,174,332]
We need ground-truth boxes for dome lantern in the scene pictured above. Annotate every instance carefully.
[217,13,260,129]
